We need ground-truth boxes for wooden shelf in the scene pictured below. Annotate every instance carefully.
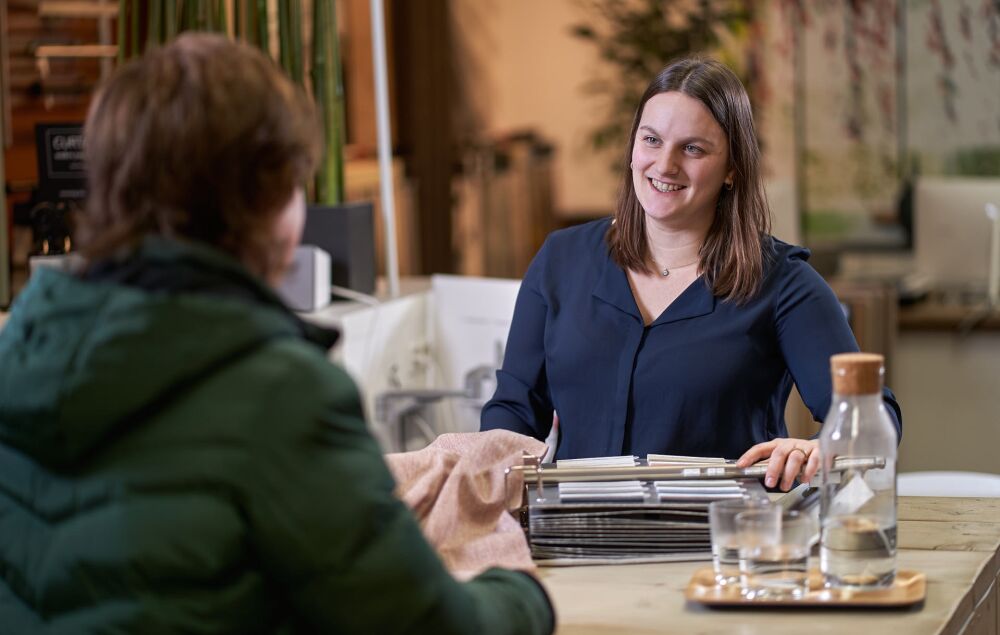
[38,1,118,19]
[34,44,117,59]
[898,301,1000,332]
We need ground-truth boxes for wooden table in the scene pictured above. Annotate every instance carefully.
[539,497,1000,635]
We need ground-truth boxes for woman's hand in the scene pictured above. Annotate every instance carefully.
[736,439,820,491]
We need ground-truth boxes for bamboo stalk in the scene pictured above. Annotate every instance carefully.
[327,0,345,204]
[243,0,256,44]
[196,0,209,31]
[180,0,193,31]
[312,0,329,202]
[165,0,178,39]
[234,0,243,40]
[213,0,225,33]
[148,0,163,49]
[106,0,345,209]
[312,0,344,204]
[278,1,292,76]
[224,0,234,38]
[288,0,302,84]
[255,0,268,53]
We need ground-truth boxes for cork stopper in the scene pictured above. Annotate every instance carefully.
[830,353,884,395]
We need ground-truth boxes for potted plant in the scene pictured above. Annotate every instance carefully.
[117,0,374,294]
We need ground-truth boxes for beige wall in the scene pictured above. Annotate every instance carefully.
[450,0,619,217]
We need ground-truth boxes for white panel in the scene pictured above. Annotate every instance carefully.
[429,274,521,433]
[914,177,1000,291]
[335,293,430,446]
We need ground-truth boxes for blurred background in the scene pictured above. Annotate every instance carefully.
[1,0,998,473]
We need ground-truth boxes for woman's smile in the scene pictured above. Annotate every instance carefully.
[648,177,687,193]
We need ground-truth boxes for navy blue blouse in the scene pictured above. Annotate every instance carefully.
[480,218,902,460]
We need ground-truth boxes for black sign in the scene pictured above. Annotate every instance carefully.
[35,123,86,202]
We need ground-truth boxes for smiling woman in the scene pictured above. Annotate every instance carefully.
[481,57,902,492]
[631,93,732,243]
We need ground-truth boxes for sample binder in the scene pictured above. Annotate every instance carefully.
[506,454,884,565]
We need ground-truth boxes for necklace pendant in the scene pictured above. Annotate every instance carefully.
[661,268,670,277]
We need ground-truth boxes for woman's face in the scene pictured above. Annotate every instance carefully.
[268,186,306,286]
[630,91,733,228]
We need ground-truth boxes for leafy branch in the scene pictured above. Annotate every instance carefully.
[570,0,752,153]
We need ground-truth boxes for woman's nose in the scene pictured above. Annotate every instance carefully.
[654,149,680,176]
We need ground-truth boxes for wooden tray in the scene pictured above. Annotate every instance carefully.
[685,567,926,607]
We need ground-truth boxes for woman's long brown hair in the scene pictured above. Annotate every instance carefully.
[607,57,772,304]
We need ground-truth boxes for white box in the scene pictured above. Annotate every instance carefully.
[277,245,331,312]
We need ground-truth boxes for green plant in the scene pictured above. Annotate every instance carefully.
[311,0,346,206]
[117,0,345,205]
[951,147,1000,177]
[570,0,752,154]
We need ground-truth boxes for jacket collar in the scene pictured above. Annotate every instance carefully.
[85,236,339,351]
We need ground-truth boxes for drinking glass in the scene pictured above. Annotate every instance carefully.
[708,499,773,586]
[738,510,814,600]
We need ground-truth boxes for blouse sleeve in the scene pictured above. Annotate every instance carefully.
[479,241,555,441]
[774,257,903,439]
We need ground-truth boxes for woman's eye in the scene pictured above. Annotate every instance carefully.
[684,144,704,155]
[643,135,659,145]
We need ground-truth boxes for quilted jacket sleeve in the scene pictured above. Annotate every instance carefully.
[242,345,555,635]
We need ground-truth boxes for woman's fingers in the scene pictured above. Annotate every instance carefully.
[736,440,777,467]
[738,439,821,490]
[802,446,822,484]
[742,439,819,490]
[780,447,808,491]
[765,443,792,489]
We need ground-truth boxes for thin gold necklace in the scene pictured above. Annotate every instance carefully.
[654,258,699,277]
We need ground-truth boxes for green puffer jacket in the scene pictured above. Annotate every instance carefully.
[0,238,554,635]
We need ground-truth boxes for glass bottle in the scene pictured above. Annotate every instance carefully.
[819,353,898,588]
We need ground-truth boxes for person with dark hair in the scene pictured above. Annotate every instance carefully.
[481,57,901,491]
[0,33,554,634]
